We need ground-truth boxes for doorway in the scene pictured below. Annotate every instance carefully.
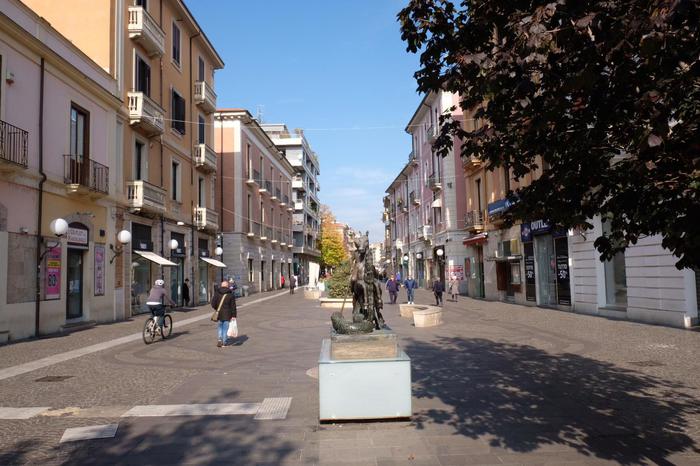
[66,248,83,320]
[534,235,557,306]
[261,261,266,292]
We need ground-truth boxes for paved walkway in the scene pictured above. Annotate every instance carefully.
[0,288,698,465]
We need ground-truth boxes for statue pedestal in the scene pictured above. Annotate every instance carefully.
[319,333,411,422]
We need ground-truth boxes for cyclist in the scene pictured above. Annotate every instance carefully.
[146,279,175,331]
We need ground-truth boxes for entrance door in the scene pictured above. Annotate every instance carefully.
[535,235,557,305]
[261,261,266,292]
[66,249,83,319]
[170,258,183,306]
[475,246,485,298]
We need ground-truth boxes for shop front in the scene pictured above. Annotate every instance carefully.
[521,221,571,308]
[198,238,210,304]
[66,222,89,320]
[169,232,186,307]
[130,222,177,315]
[463,233,487,299]
[492,238,522,302]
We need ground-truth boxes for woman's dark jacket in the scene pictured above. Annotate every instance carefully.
[212,287,237,321]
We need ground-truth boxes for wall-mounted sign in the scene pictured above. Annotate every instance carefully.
[94,244,105,296]
[46,246,62,300]
[447,265,464,280]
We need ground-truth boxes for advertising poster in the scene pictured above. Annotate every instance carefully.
[46,246,61,300]
[555,237,571,305]
[446,265,464,280]
[94,244,105,296]
[524,242,536,302]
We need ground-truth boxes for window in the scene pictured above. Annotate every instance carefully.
[171,161,180,201]
[475,178,482,211]
[70,105,88,159]
[135,141,145,180]
[198,115,205,144]
[135,0,147,8]
[135,55,150,96]
[510,263,521,285]
[198,177,205,207]
[171,90,185,134]
[246,144,251,178]
[198,57,205,82]
[504,166,511,194]
[172,22,181,66]
[602,220,628,307]
[248,258,253,283]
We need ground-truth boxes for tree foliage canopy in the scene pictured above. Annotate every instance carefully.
[319,205,347,269]
[326,260,352,298]
[399,0,700,268]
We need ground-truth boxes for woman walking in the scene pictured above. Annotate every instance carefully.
[211,280,237,347]
[448,274,459,301]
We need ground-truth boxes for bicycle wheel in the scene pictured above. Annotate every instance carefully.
[162,314,172,339]
[142,318,156,344]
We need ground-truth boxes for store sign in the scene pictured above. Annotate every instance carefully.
[530,219,552,235]
[523,242,536,302]
[520,223,532,243]
[45,246,61,299]
[555,237,571,305]
[446,265,464,280]
[94,244,105,296]
[67,223,89,249]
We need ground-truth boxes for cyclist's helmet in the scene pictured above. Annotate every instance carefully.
[154,279,165,287]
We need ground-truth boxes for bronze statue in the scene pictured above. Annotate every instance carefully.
[332,231,384,334]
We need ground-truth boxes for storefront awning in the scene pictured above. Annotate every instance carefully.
[134,250,177,266]
[200,257,227,268]
[463,233,488,246]
[431,198,442,208]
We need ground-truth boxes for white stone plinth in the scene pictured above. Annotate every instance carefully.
[318,338,411,421]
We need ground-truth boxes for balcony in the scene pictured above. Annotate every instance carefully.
[0,119,28,173]
[409,191,420,206]
[260,226,272,241]
[271,229,279,244]
[194,206,219,232]
[464,210,486,232]
[294,200,304,211]
[126,180,165,214]
[280,194,289,207]
[193,143,217,173]
[127,92,164,135]
[428,172,442,191]
[247,221,261,238]
[462,154,483,172]
[259,180,272,195]
[193,81,217,114]
[246,169,261,187]
[292,177,305,190]
[127,6,165,57]
[272,188,281,201]
[417,225,432,239]
[427,124,438,143]
[63,155,109,197]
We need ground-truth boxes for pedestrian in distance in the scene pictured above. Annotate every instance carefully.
[432,278,444,306]
[281,275,286,289]
[386,275,399,304]
[182,278,190,307]
[404,276,417,304]
[211,280,237,347]
[448,274,459,301]
[290,275,296,295]
[146,279,175,331]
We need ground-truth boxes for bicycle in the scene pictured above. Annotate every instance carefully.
[143,306,173,344]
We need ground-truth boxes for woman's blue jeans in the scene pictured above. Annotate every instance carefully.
[217,320,230,344]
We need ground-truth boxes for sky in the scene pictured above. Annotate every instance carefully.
[187,0,422,244]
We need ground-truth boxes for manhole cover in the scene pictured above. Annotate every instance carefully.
[628,361,665,367]
[35,375,74,382]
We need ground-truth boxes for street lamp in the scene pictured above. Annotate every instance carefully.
[109,230,132,264]
[40,218,68,260]
[215,246,224,281]
[169,239,179,252]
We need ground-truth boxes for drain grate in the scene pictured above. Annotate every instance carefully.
[35,375,74,382]
[628,360,665,367]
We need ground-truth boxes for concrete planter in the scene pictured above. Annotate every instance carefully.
[304,288,322,300]
[413,307,443,327]
[319,298,352,309]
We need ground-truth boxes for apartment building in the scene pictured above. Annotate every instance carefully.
[461,112,699,328]
[0,0,121,340]
[24,0,225,316]
[261,124,321,286]
[385,91,467,289]
[214,110,294,294]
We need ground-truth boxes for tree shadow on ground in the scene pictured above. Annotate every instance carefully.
[1,390,299,466]
[405,337,700,465]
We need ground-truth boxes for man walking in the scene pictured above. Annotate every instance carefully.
[290,275,296,295]
[432,278,444,306]
[386,275,399,304]
[182,278,190,307]
[404,276,417,304]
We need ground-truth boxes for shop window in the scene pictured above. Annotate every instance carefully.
[602,220,627,307]
[510,262,521,285]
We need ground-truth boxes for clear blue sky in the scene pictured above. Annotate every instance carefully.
[188,0,421,244]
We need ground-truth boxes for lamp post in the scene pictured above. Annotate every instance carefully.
[36,217,69,337]
[215,246,224,282]
[436,247,445,283]
[109,230,132,264]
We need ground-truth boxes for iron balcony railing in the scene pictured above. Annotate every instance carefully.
[464,210,486,230]
[63,154,109,194]
[247,221,261,237]
[0,120,28,168]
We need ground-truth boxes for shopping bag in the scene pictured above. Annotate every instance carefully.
[227,319,238,338]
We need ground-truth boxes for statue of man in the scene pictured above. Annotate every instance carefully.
[360,263,384,329]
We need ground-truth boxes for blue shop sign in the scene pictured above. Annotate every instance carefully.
[487,199,507,217]
[530,219,552,235]
[520,223,532,243]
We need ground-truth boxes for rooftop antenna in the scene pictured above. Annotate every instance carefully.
[256,105,264,123]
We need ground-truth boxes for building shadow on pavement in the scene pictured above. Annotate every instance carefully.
[2,390,300,466]
[405,337,700,465]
